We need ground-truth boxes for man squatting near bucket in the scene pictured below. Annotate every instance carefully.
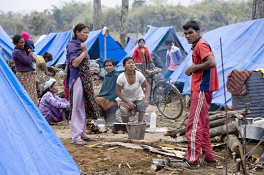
[174,21,219,169]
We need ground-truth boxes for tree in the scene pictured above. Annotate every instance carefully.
[28,14,46,35]
[252,0,264,19]
[52,6,63,31]
[93,0,102,30]
[120,0,129,48]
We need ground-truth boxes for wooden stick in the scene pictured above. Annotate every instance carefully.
[156,143,187,152]
[126,162,132,169]
[151,164,164,172]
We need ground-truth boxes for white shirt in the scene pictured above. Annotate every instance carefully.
[116,70,146,102]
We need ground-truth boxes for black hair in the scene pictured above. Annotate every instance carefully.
[104,59,114,67]
[42,52,53,61]
[164,39,173,46]
[72,23,89,40]
[138,38,145,44]
[183,21,200,31]
[40,82,56,98]
[12,34,23,44]
[123,57,134,66]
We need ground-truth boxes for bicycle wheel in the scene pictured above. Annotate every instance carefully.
[153,82,184,120]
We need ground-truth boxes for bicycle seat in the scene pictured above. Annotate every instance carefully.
[145,67,162,77]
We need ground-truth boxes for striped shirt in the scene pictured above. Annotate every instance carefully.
[191,38,219,92]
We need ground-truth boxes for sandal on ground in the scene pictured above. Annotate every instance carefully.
[70,140,87,146]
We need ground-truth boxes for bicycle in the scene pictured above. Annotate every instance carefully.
[145,68,184,120]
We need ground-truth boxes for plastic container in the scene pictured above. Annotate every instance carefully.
[149,112,157,132]
[253,117,264,128]
[95,118,105,126]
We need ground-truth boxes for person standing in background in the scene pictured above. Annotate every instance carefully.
[12,34,38,105]
[163,39,183,79]
[132,38,155,76]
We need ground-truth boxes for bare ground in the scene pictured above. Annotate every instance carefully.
[52,107,263,175]
[51,83,263,174]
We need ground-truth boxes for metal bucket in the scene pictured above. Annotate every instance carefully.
[126,122,146,140]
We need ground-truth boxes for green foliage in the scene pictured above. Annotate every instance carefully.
[0,0,252,39]
[51,1,93,31]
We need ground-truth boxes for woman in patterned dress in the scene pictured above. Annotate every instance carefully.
[65,23,100,145]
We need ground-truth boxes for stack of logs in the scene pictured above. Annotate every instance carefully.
[164,109,250,174]
[164,109,250,142]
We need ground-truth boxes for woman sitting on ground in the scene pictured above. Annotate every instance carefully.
[39,78,69,125]
[35,52,55,98]
[116,57,150,123]
[36,52,54,76]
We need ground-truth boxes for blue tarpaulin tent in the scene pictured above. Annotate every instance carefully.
[35,29,127,66]
[0,25,14,61]
[0,57,80,174]
[116,26,186,73]
[178,36,192,54]
[124,37,135,53]
[170,18,264,105]
[35,30,71,66]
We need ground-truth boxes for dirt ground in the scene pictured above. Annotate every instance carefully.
[52,106,263,175]
[51,82,264,175]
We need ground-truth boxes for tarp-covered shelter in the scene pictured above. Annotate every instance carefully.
[124,37,135,53]
[170,18,264,105]
[35,29,127,66]
[35,34,47,45]
[0,25,14,61]
[116,26,187,74]
[35,30,71,66]
[0,57,80,174]
[178,36,192,54]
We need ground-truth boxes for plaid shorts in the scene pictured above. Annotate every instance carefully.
[119,99,146,118]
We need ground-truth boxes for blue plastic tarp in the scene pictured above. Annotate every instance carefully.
[0,25,14,61]
[35,29,127,66]
[124,38,135,53]
[178,36,192,54]
[170,18,264,105]
[34,30,72,66]
[0,57,80,174]
[116,26,186,71]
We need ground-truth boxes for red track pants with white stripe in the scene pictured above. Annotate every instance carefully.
[185,91,216,164]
